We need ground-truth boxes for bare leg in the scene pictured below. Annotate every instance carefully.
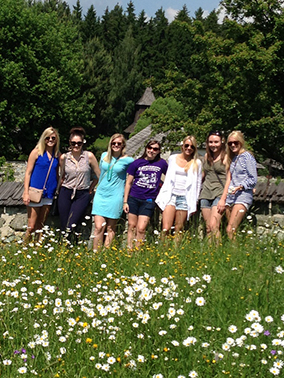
[104,218,118,248]
[136,215,151,248]
[201,208,212,236]
[127,213,138,249]
[34,205,51,241]
[24,206,41,242]
[161,205,176,236]
[174,210,187,244]
[226,204,247,239]
[209,206,223,240]
[93,215,107,251]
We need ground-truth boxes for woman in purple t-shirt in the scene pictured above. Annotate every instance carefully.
[123,140,168,249]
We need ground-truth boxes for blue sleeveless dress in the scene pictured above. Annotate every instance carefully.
[29,152,59,199]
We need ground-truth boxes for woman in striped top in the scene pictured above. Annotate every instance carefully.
[217,131,257,239]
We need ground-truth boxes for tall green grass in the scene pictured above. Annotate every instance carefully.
[0,226,283,377]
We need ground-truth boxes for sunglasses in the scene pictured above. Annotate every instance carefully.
[70,141,83,147]
[111,142,122,147]
[184,144,195,149]
[45,136,56,141]
[147,146,160,152]
[209,130,222,137]
[228,141,240,147]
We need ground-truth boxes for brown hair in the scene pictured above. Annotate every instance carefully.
[69,127,86,141]
[205,130,226,166]
[140,139,162,162]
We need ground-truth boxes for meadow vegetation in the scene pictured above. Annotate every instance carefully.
[0,221,283,377]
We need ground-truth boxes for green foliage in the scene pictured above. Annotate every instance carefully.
[0,0,93,158]
[0,156,15,181]
[89,136,109,160]
[0,0,283,165]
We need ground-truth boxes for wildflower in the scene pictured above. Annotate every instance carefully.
[275,266,284,274]
[195,297,205,306]
[228,325,237,333]
[18,367,27,374]
[107,357,116,364]
[269,367,280,375]
[137,355,145,362]
[3,359,12,365]
[182,337,197,346]
[265,316,274,323]
[189,371,198,377]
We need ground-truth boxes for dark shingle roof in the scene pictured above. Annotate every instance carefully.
[0,182,24,206]
[125,125,167,158]
[136,87,156,106]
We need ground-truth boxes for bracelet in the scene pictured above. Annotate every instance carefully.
[123,202,127,204]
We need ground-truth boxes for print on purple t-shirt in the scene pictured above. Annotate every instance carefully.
[127,158,168,200]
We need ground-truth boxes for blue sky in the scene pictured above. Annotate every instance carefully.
[65,0,223,21]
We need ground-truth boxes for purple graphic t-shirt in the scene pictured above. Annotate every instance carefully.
[127,158,168,200]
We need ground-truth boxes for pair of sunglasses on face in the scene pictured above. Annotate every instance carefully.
[45,136,56,141]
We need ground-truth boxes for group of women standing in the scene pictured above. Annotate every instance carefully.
[23,127,257,246]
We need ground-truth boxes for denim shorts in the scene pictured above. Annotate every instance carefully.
[28,197,53,207]
[128,196,156,217]
[200,197,220,209]
[167,194,187,211]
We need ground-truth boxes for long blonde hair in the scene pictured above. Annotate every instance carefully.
[36,127,60,157]
[104,133,126,163]
[182,135,199,172]
[226,130,246,170]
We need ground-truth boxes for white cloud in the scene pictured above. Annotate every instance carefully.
[217,6,227,24]
[165,7,178,22]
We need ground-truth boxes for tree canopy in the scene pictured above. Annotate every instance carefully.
[0,0,283,164]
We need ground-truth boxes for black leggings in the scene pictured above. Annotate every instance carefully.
[58,187,90,231]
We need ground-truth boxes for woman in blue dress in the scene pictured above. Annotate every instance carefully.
[22,127,60,242]
[92,134,134,251]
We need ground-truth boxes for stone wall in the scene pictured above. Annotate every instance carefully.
[0,205,94,242]
[1,203,284,243]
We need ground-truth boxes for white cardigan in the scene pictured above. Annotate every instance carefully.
[156,154,202,220]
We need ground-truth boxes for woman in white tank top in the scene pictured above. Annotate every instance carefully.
[156,136,202,239]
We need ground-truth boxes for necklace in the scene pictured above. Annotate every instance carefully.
[107,155,120,181]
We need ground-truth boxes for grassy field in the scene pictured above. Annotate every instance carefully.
[0,224,284,377]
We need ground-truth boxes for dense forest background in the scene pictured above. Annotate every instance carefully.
[0,0,283,164]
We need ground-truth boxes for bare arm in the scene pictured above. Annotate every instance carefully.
[88,152,101,192]
[123,174,134,214]
[22,149,39,205]
[217,169,231,213]
[88,152,101,178]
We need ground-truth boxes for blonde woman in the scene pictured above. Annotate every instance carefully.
[156,136,202,235]
[92,134,134,250]
[22,127,60,241]
[217,131,257,239]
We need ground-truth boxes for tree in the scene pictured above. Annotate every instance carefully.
[81,5,100,42]
[100,5,127,52]
[175,5,192,23]
[107,27,143,133]
[81,37,112,138]
[0,0,93,158]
